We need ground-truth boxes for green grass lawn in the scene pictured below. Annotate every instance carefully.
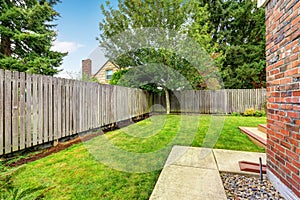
[0,115,266,200]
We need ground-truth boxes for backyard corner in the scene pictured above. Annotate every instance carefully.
[0,115,266,199]
[2,0,299,198]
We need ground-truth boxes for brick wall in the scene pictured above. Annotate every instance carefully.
[265,0,300,198]
[82,59,92,78]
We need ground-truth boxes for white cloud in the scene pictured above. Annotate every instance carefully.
[51,40,84,53]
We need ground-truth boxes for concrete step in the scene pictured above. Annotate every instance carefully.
[239,127,267,148]
[258,124,267,134]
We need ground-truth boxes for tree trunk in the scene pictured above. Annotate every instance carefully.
[164,88,170,114]
[0,36,12,56]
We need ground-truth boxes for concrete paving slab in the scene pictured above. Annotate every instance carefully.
[150,146,227,200]
[165,146,217,170]
[149,165,227,200]
[213,149,266,175]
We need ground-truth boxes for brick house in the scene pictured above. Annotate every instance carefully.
[258,0,300,199]
[82,59,119,84]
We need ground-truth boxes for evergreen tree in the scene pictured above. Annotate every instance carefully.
[220,0,266,89]
[0,0,66,75]
[200,0,266,88]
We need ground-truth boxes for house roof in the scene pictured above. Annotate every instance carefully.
[93,60,119,76]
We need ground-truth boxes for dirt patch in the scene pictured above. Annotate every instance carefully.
[6,132,104,168]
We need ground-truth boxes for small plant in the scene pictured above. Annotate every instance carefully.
[255,110,266,117]
[82,73,99,83]
[0,163,7,173]
[231,112,241,116]
[263,99,267,113]
[243,108,255,116]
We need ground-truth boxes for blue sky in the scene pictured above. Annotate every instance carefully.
[52,0,117,78]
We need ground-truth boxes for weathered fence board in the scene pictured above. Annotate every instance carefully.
[53,78,58,140]
[5,71,12,153]
[32,75,38,146]
[57,78,62,139]
[43,76,49,143]
[49,77,53,141]
[0,69,151,155]
[153,89,266,114]
[0,70,4,155]
[38,76,43,144]
[26,73,32,147]
[61,78,66,138]
[12,71,18,151]
[19,72,26,150]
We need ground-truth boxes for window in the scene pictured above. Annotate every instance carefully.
[106,69,113,80]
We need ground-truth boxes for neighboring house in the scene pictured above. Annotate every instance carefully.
[82,59,119,84]
[94,60,119,84]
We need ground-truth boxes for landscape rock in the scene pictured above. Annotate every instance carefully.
[221,173,285,200]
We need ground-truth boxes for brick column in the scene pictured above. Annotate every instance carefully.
[265,0,300,199]
[82,59,92,78]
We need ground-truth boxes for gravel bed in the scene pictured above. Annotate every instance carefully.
[221,173,285,200]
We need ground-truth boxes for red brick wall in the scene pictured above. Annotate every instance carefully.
[82,59,92,78]
[265,0,300,197]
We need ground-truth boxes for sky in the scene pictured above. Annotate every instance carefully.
[52,0,117,78]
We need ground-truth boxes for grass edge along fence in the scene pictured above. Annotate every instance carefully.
[153,89,266,114]
[0,69,151,156]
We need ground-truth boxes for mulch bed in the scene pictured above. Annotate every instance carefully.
[5,132,104,168]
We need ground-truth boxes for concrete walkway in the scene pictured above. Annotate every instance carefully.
[150,146,266,200]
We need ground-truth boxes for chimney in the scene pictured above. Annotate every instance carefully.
[82,59,92,79]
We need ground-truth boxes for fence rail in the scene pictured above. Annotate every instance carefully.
[0,69,150,156]
[153,89,266,114]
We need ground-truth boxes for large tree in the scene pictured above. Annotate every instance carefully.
[197,0,266,88]
[98,0,216,114]
[99,0,266,91]
[0,0,66,75]
[109,48,209,113]
[221,0,266,89]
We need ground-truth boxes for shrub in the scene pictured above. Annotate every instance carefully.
[255,110,266,117]
[231,112,241,116]
[263,100,267,112]
[243,108,255,116]
[110,69,129,85]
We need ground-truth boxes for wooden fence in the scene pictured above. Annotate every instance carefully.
[153,89,266,114]
[0,68,266,156]
[0,69,150,156]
